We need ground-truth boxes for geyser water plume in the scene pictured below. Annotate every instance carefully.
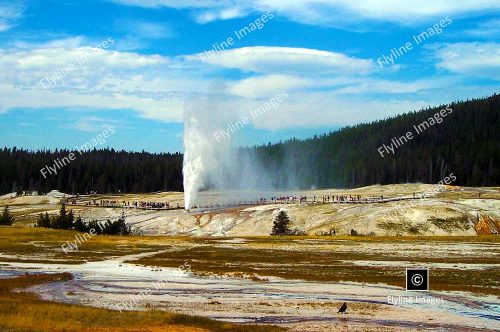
[182,116,203,210]
[182,93,301,210]
[183,97,232,209]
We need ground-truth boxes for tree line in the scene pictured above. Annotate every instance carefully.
[0,149,183,195]
[0,93,498,195]
[250,93,499,188]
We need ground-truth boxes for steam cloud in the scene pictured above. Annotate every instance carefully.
[182,91,301,210]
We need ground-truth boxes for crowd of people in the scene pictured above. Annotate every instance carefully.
[133,201,172,209]
[265,194,389,205]
[67,199,180,210]
[270,196,298,204]
[323,195,366,202]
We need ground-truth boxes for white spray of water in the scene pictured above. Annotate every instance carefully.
[183,97,233,209]
[182,116,203,210]
[182,92,298,210]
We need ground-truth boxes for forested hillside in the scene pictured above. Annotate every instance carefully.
[252,94,499,188]
[0,149,183,194]
[0,94,498,195]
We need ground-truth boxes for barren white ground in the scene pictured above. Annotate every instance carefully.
[4,184,494,236]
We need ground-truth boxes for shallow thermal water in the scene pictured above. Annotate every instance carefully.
[1,251,499,331]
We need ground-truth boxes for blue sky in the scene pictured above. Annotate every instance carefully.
[0,0,499,152]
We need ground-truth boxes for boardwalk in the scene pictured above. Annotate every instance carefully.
[64,192,435,212]
[187,193,435,211]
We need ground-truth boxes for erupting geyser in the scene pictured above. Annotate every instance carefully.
[182,93,299,210]
[182,115,202,210]
[182,97,233,210]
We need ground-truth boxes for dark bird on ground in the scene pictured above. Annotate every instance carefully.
[338,302,347,314]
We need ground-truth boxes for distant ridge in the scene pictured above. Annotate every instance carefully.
[251,93,499,188]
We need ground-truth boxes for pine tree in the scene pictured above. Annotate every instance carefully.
[271,210,291,236]
[43,212,50,227]
[0,206,14,225]
[54,203,73,229]
[87,220,101,234]
[36,213,50,228]
[66,209,75,230]
[49,215,58,229]
[73,216,88,232]
[116,211,130,235]
[56,204,67,229]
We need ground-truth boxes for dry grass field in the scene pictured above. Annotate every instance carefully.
[0,272,283,332]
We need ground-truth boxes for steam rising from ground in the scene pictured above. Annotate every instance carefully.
[183,97,273,209]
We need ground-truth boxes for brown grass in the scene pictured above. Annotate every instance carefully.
[131,244,500,296]
[0,226,188,264]
[1,227,498,297]
[0,273,285,332]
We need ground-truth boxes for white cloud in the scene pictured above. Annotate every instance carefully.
[431,42,500,79]
[0,21,10,32]
[73,116,117,132]
[0,39,189,121]
[277,94,429,129]
[107,0,221,9]
[212,91,433,130]
[0,38,487,132]
[140,22,173,39]
[191,46,375,75]
[194,7,246,24]
[110,20,175,51]
[269,0,499,25]
[229,75,312,98]
[228,74,446,99]
[107,0,500,26]
[0,81,185,122]
[11,36,86,50]
[116,20,175,40]
[2,47,166,70]
[463,18,500,38]
[0,1,25,32]
[332,78,445,94]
